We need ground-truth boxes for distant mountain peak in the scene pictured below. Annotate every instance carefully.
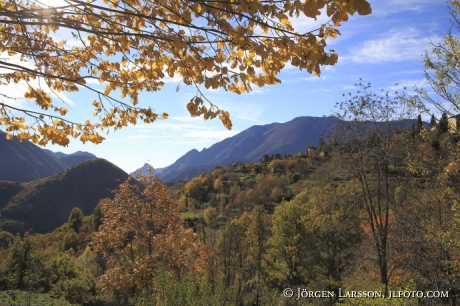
[130,163,164,178]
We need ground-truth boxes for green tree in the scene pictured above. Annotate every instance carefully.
[302,184,363,296]
[92,204,103,231]
[63,229,78,251]
[416,114,423,134]
[4,234,48,291]
[269,192,311,287]
[431,114,437,127]
[67,207,84,233]
[0,229,13,248]
[49,254,96,305]
[245,206,271,306]
[439,112,449,133]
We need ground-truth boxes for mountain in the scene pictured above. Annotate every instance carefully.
[0,158,130,234]
[0,132,68,182]
[43,150,96,167]
[0,132,98,182]
[158,116,338,181]
[129,163,165,178]
[43,149,95,159]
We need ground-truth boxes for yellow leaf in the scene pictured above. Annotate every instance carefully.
[280,15,290,25]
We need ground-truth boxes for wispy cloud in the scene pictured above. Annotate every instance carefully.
[130,119,240,143]
[0,53,74,109]
[345,28,440,64]
[231,114,265,124]
[183,129,240,138]
[157,139,215,145]
[373,0,444,16]
[219,102,265,123]
[289,9,332,34]
[389,69,425,76]
[170,116,206,123]
[125,135,151,139]
[386,78,430,95]
[341,84,356,90]
[163,74,182,83]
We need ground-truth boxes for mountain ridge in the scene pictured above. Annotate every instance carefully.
[0,132,97,182]
[152,116,338,181]
[0,158,130,234]
[0,132,68,182]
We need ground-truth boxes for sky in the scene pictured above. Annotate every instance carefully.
[3,0,452,173]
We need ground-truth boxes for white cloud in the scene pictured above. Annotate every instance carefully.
[157,140,214,145]
[170,116,208,123]
[126,135,151,139]
[231,114,265,124]
[373,0,444,16]
[389,69,425,76]
[386,78,429,93]
[311,88,332,93]
[220,101,264,121]
[300,75,325,81]
[346,28,440,63]
[184,129,240,139]
[127,119,241,148]
[163,74,182,83]
[84,78,103,85]
[289,8,332,34]
[341,84,357,90]
[0,53,74,109]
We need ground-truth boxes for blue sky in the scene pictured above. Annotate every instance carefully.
[5,0,451,173]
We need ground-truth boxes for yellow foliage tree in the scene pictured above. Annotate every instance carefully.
[213,178,223,192]
[0,0,371,146]
[204,206,219,228]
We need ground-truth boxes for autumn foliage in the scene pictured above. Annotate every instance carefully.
[91,176,198,295]
[1,0,370,146]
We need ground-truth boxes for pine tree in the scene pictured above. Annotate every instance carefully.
[416,114,423,134]
[439,113,449,133]
[431,114,437,128]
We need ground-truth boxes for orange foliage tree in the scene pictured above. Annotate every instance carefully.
[91,176,198,296]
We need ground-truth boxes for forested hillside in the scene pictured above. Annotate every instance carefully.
[0,133,97,182]
[1,90,459,304]
[0,158,130,234]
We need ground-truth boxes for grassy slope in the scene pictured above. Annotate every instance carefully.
[0,290,77,306]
